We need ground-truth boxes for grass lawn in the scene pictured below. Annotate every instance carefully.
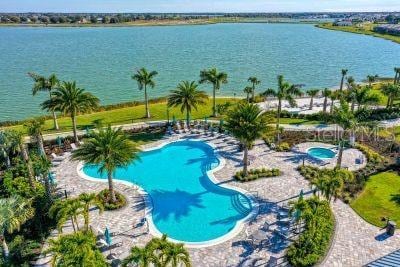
[3,98,239,135]
[351,171,400,227]
[279,118,323,125]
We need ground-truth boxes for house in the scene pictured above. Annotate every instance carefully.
[333,20,353,26]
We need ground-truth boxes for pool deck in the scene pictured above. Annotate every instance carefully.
[42,133,400,267]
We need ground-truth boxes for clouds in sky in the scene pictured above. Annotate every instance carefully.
[1,0,400,13]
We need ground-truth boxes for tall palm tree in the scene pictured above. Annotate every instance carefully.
[199,68,228,117]
[131,68,158,119]
[330,90,340,114]
[333,99,357,168]
[25,117,46,155]
[381,83,400,108]
[346,76,357,111]
[248,76,261,102]
[225,103,272,176]
[167,81,208,128]
[243,86,253,103]
[262,75,302,143]
[339,69,348,92]
[321,88,331,113]
[72,126,139,203]
[394,67,400,84]
[306,89,320,110]
[78,193,104,231]
[366,74,379,87]
[42,81,99,143]
[29,72,60,130]
[0,196,34,260]
[49,198,84,233]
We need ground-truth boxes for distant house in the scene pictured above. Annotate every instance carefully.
[374,24,400,36]
[333,20,353,26]
[97,18,103,23]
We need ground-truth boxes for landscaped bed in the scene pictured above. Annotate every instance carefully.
[351,171,400,227]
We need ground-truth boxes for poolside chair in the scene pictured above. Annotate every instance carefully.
[52,161,61,167]
[70,143,78,150]
[51,153,66,162]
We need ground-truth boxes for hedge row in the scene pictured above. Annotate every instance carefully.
[234,168,280,182]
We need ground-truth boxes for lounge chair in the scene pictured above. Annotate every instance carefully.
[70,143,78,150]
[51,153,66,162]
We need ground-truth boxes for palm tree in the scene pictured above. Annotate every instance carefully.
[330,90,340,114]
[167,81,208,128]
[262,75,302,143]
[225,103,272,176]
[346,76,357,111]
[333,99,357,168]
[29,72,60,130]
[0,131,15,168]
[162,241,191,267]
[34,155,54,201]
[45,231,107,267]
[306,89,320,110]
[339,69,348,92]
[394,67,400,84]
[366,74,379,87]
[24,117,46,155]
[42,81,99,143]
[243,86,253,103]
[72,126,139,203]
[78,193,104,231]
[0,196,34,260]
[49,198,84,233]
[248,76,261,102]
[354,86,380,110]
[321,88,331,113]
[199,68,228,117]
[381,83,400,109]
[131,68,158,118]
[122,241,159,267]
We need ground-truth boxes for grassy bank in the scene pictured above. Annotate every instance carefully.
[351,171,400,227]
[316,23,400,45]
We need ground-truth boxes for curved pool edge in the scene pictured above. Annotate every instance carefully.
[306,146,338,160]
[76,137,259,248]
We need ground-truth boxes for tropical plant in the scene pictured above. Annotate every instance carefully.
[0,196,34,260]
[167,81,208,128]
[394,67,400,84]
[24,117,46,155]
[248,76,261,102]
[354,86,380,110]
[78,193,104,231]
[131,68,158,118]
[333,99,357,168]
[42,81,99,143]
[0,130,17,168]
[199,68,228,117]
[225,103,272,176]
[72,126,139,203]
[366,74,379,87]
[122,234,191,267]
[262,75,302,143]
[33,155,53,201]
[306,89,320,110]
[345,76,357,111]
[45,231,108,267]
[49,198,84,233]
[243,86,253,103]
[29,72,60,130]
[381,83,400,109]
[339,69,348,92]
[329,90,340,114]
[321,88,331,113]
[312,169,350,202]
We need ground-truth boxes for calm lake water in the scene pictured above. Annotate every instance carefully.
[1,23,400,121]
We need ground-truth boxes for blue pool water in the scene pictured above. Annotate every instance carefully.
[82,140,252,242]
[307,147,336,160]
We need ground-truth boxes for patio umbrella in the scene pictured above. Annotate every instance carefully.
[56,136,62,147]
[104,227,112,246]
[48,173,56,185]
[299,189,304,200]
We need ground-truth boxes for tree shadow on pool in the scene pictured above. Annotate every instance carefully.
[150,189,205,222]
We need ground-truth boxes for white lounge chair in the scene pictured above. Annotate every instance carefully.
[51,153,66,162]
[70,143,78,150]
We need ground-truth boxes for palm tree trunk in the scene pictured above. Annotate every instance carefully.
[71,114,79,143]
[107,171,117,203]
[70,217,77,233]
[340,76,345,91]
[387,96,391,109]
[1,236,9,259]
[144,85,150,118]
[394,72,398,85]
[330,99,335,114]
[351,99,355,112]
[21,144,35,188]
[243,145,249,176]
[309,97,313,110]
[74,215,80,231]
[37,134,45,155]
[186,110,190,129]
[246,93,250,103]
[323,96,328,113]
[49,91,59,130]
[252,84,255,103]
[336,142,344,169]
[212,85,217,117]
[5,154,11,168]
[276,98,282,144]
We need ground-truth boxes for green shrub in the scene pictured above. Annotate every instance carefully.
[355,143,384,164]
[276,142,291,152]
[287,198,335,267]
[8,235,41,266]
[97,189,127,210]
[234,168,280,182]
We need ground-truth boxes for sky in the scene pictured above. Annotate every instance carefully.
[1,0,400,13]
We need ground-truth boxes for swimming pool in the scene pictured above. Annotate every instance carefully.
[307,147,336,160]
[81,140,253,245]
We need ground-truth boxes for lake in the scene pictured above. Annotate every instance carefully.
[1,23,400,121]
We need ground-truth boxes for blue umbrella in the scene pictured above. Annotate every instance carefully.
[56,136,62,147]
[48,173,56,185]
[104,227,112,246]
